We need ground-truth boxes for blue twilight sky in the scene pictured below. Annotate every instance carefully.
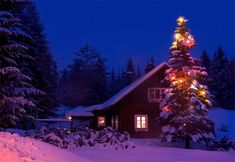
[35,0,235,71]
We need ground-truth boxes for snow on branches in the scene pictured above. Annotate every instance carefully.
[32,127,135,150]
[0,5,43,128]
[159,16,214,144]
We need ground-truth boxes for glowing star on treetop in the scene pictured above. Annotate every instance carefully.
[177,16,188,26]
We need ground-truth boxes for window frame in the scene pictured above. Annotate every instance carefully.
[147,87,166,102]
[134,114,148,132]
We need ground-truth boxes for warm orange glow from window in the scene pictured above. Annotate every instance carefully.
[98,116,105,127]
[135,115,148,130]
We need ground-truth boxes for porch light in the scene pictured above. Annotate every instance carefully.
[67,115,72,121]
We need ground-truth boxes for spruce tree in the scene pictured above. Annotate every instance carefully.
[62,43,107,107]
[11,1,59,117]
[159,17,214,148]
[0,0,42,128]
[125,58,136,84]
[92,57,107,104]
[200,50,211,71]
[210,47,234,109]
[107,68,115,97]
[230,58,235,108]
[145,57,155,74]
[58,69,69,106]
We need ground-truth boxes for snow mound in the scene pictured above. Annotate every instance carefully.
[0,132,92,162]
[0,132,44,162]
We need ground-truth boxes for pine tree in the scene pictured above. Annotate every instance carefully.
[62,43,107,107]
[0,0,42,128]
[107,68,119,97]
[145,57,155,73]
[159,17,214,148]
[210,47,234,109]
[200,50,211,71]
[11,1,59,117]
[91,57,107,104]
[58,69,69,106]
[125,58,136,84]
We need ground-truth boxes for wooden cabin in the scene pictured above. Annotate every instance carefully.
[68,62,169,138]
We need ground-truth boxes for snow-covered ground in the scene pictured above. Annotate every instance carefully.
[1,132,234,162]
[1,107,234,162]
[0,132,91,162]
[72,140,235,162]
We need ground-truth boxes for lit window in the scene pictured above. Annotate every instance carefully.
[134,115,148,131]
[97,116,105,127]
[147,88,166,102]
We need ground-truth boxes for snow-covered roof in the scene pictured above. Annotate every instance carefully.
[68,62,168,117]
[68,107,94,117]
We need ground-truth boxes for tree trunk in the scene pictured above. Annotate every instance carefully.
[184,135,190,149]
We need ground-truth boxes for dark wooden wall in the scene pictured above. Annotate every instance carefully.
[93,65,169,138]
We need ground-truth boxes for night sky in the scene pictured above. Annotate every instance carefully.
[35,0,235,71]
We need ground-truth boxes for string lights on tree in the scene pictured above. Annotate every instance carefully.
[159,16,214,149]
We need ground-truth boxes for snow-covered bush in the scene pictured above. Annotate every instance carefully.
[208,136,235,151]
[31,126,135,149]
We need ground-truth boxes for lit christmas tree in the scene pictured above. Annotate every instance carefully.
[159,16,214,148]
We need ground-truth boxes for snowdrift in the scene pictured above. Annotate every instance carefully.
[0,132,91,162]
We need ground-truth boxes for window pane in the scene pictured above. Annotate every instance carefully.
[137,120,141,128]
[137,117,140,121]
[149,89,155,99]
[142,121,146,128]
[155,89,160,99]
[141,117,145,121]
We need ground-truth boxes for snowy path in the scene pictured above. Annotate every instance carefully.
[72,142,235,162]
[0,132,92,162]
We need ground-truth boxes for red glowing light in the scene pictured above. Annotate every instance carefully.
[162,106,171,112]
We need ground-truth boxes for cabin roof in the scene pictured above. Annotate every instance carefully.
[68,107,94,117]
[68,62,168,117]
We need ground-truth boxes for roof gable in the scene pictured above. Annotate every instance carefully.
[68,62,169,116]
